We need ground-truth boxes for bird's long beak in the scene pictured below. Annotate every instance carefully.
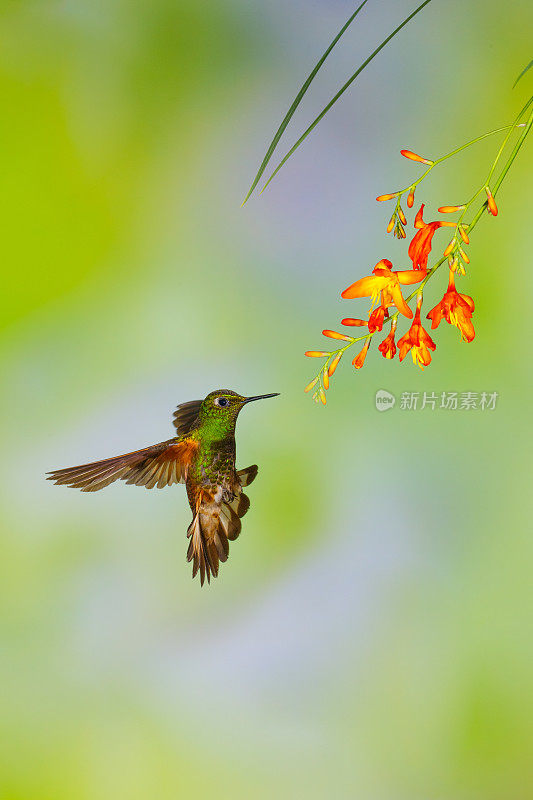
[243,393,280,404]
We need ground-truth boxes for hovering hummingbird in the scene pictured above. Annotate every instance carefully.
[47,389,279,585]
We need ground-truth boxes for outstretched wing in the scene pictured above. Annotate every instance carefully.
[186,465,258,586]
[47,438,198,492]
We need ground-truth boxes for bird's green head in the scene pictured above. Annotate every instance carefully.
[196,389,279,439]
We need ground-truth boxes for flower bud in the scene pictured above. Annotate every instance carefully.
[458,225,469,244]
[328,352,342,376]
[352,339,370,369]
[485,186,498,216]
[322,330,353,341]
[376,192,399,202]
[458,246,470,264]
[438,205,465,213]
[400,149,433,165]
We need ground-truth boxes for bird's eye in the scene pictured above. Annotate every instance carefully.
[215,397,229,408]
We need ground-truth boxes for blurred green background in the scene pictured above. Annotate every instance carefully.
[1,1,532,798]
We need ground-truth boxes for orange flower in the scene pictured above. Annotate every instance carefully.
[426,270,475,342]
[341,259,424,319]
[341,318,367,327]
[352,339,370,369]
[368,303,388,333]
[397,295,436,369]
[378,319,397,359]
[408,204,454,271]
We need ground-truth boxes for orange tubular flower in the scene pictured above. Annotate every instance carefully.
[378,319,397,359]
[341,259,424,319]
[408,204,454,271]
[341,318,367,327]
[397,295,436,369]
[426,270,475,342]
[368,304,388,333]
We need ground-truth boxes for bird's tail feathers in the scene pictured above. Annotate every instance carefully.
[187,487,252,585]
[237,464,258,487]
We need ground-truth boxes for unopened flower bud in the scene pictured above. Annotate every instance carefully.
[485,186,498,216]
[328,352,342,376]
[400,149,433,165]
[438,205,465,213]
[322,330,353,341]
[376,192,399,202]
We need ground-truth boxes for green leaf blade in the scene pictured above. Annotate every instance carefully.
[259,0,435,197]
[513,59,533,89]
[242,0,370,205]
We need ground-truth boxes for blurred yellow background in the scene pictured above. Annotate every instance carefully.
[1,1,532,798]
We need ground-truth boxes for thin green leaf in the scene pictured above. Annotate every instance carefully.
[492,103,533,195]
[259,0,434,196]
[517,92,533,120]
[242,0,370,205]
[513,59,533,89]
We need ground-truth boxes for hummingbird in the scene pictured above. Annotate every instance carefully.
[47,389,279,585]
